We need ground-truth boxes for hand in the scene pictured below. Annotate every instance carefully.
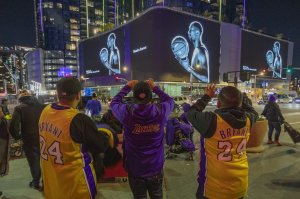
[205,84,216,98]
[127,80,138,89]
[146,78,155,90]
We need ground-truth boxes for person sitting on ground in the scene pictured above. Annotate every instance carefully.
[187,85,258,199]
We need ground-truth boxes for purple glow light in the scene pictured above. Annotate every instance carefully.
[58,67,73,77]
[242,0,246,29]
[40,0,44,32]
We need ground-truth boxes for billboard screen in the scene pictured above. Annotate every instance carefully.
[241,30,289,78]
[79,8,221,84]
[129,8,221,83]
[79,28,126,78]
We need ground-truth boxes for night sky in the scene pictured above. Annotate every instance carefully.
[0,0,299,77]
[0,0,36,47]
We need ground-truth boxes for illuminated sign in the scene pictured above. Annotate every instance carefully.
[58,67,72,77]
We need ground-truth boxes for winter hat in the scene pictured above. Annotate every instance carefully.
[18,90,32,98]
[268,94,276,102]
[132,81,152,104]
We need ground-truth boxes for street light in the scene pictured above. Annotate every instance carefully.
[80,76,89,87]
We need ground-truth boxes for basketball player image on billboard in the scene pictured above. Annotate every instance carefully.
[266,41,282,78]
[171,21,209,83]
[99,33,121,75]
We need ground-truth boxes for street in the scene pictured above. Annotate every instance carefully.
[0,103,300,199]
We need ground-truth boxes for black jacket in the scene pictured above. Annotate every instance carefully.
[187,94,258,138]
[261,101,284,123]
[0,118,9,140]
[9,96,46,148]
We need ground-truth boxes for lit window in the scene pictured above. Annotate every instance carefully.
[57,3,62,9]
[43,2,53,8]
[70,36,80,42]
[87,1,94,7]
[95,9,101,15]
[69,6,79,12]
[66,43,77,51]
[70,30,80,36]
[70,24,79,30]
[70,18,78,24]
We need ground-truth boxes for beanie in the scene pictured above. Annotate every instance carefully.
[268,94,276,102]
[132,81,152,104]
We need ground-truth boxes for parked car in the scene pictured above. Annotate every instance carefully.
[257,95,269,105]
[208,98,218,106]
[276,94,290,103]
[173,96,188,105]
[294,97,300,104]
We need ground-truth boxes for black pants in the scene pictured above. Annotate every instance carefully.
[128,172,163,199]
[268,121,282,141]
[23,145,41,186]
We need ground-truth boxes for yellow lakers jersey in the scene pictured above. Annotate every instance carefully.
[39,104,97,199]
[198,114,251,199]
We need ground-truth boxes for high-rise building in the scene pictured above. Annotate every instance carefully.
[33,0,81,90]
[32,0,127,90]
[0,46,34,95]
[30,0,246,90]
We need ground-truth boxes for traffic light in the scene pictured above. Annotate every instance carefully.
[114,75,120,82]
[223,73,228,82]
[240,71,251,82]
[287,65,292,73]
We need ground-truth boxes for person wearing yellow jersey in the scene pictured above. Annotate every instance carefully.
[187,85,258,199]
[39,77,110,199]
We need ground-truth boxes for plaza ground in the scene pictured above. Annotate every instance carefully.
[1,104,300,199]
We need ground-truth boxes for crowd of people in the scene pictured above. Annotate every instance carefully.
[0,76,289,199]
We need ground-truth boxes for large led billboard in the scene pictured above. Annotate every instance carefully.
[79,27,126,78]
[241,30,289,78]
[129,8,221,83]
[79,7,221,84]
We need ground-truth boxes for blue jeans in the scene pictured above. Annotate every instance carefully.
[268,121,282,141]
[128,172,163,199]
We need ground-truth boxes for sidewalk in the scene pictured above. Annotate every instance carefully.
[1,132,300,199]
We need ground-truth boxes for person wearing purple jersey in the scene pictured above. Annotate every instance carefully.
[86,93,102,118]
[110,79,174,199]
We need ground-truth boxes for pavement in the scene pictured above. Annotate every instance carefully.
[1,132,300,199]
[1,104,300,199]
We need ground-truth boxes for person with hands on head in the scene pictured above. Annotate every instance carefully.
[39,77,111,199]
[110,78,174,199]
[187,84,258,199]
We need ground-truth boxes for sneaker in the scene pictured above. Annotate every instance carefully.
[29,181,43,191]
[274,140,282,146]
[267,140,274,144]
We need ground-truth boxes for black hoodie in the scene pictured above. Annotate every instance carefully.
[9,96,46,148]
[187,94,258,138]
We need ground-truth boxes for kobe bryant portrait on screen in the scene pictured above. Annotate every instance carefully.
[266,41,282,78]
[99,33,121,75]
[171,21,209,83]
